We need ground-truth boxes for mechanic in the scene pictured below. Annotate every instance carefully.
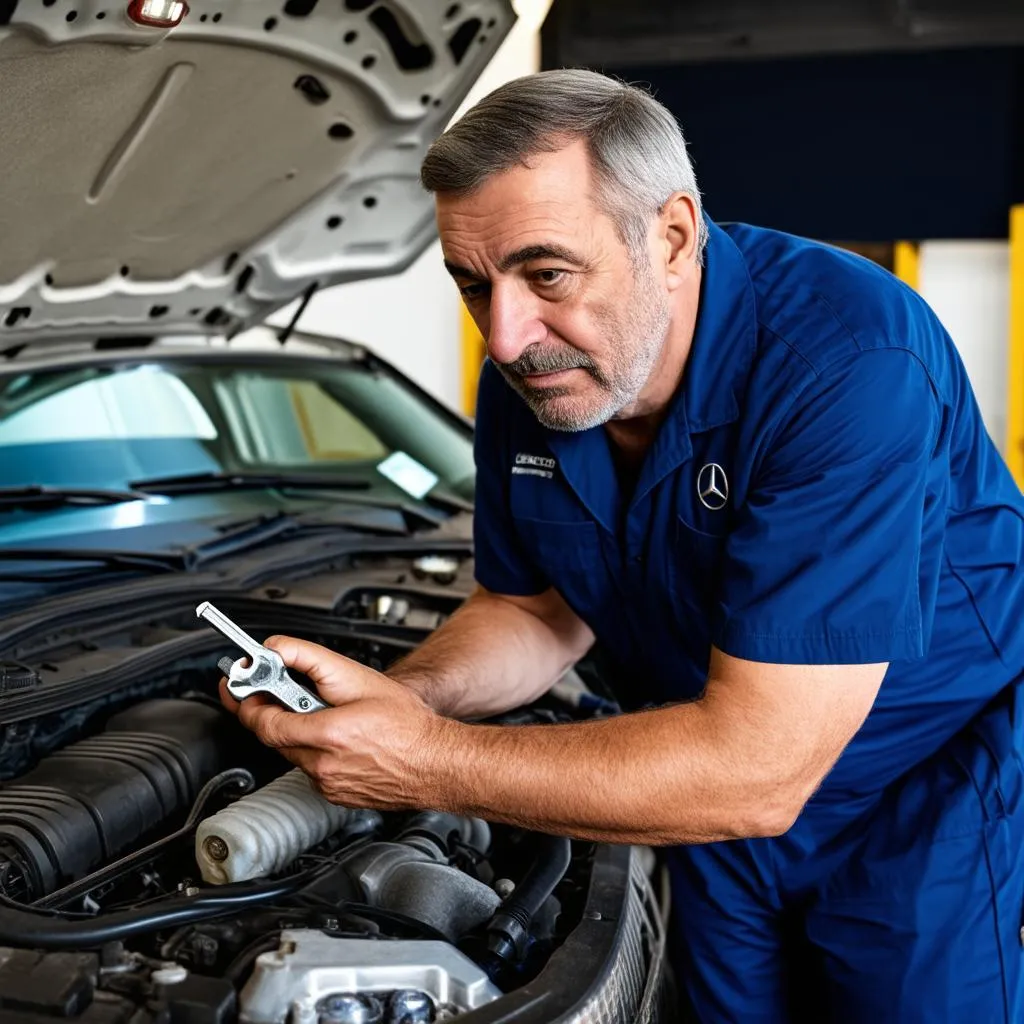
[222,69,1024,1020]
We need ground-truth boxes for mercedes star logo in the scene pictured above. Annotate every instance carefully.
[697,463,729,511]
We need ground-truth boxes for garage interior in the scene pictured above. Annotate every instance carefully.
[0,2,1022,1022]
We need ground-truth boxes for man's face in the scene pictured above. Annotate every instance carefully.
[436,140,672,431]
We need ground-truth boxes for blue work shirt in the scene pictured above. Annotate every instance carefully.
[472,218,1024,805]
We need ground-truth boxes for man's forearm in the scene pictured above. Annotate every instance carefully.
[422,702,803,845]
[388,587,593,719]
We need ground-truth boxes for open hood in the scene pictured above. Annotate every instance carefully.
[0,0,513,344]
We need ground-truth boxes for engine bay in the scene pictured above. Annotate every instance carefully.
[0,548,659,1024]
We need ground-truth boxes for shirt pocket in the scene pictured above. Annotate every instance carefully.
[512,516,604,617]
[670,515,727,615]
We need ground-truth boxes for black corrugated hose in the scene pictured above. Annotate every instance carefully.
[486,835,572,963]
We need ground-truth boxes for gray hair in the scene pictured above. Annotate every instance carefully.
[420,68,708,264]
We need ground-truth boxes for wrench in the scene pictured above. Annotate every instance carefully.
[196,601,327,713]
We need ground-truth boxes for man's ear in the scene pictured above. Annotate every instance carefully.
[660,192,699,291]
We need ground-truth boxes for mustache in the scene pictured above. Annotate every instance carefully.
[499,344,599,379]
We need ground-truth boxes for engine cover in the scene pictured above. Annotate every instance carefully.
[0,699,233,900]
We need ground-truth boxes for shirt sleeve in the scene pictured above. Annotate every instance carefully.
[714,348,943,665]
[471,361,551,596]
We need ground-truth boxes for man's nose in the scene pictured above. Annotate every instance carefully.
[485,284,547,365]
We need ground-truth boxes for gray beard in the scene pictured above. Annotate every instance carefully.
[497,264,671,432]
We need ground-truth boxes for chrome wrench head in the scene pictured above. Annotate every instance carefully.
[197,601,327,714]
[196,601,265,662]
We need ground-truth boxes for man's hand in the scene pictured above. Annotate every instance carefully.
[219,636,451,811]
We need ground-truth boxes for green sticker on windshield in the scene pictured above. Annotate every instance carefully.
[376,451,439,500]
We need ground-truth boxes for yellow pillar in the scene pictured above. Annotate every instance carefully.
[1008,206,1024,486]
[461,305,486,417]
[893,241,920,291]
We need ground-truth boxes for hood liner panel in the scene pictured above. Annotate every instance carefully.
[0,0,513,341]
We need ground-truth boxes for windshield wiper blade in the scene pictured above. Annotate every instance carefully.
[185,512,304,567]
[130,470,372,496]
[0,485,147,511]
[0,547,183,575]
[422,488,473,514]
[183,504,422,567]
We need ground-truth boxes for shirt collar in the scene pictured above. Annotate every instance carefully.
[545,217,758,529]
[682,218,758,434]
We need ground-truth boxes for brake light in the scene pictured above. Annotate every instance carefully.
[126,0,189,27]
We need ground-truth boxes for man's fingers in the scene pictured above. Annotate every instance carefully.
[237,697,322,749]
[218,678,238,713]
[263,634,373,704]
[263,635,341,678]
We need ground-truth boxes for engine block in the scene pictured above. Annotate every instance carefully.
[0,699,233,900]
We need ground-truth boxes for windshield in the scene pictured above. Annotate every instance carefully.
[0,356,475,557]
[0,358,473,491]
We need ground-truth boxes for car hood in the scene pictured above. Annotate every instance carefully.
[0,0,513,344]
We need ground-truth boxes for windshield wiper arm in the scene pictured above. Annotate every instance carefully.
[0,485,147,511]
[130,470,371,495]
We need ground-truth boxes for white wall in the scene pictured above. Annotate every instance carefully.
[268,0,554,411]
[268,243,462,407]
[918,242,1010,453]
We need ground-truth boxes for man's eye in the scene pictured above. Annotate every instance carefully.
[459,282,488,300]
[534,269,566,286]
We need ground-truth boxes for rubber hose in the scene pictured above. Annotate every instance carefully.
[396,811,491,856]
[486,835,571,963]
[0,871,317,949]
